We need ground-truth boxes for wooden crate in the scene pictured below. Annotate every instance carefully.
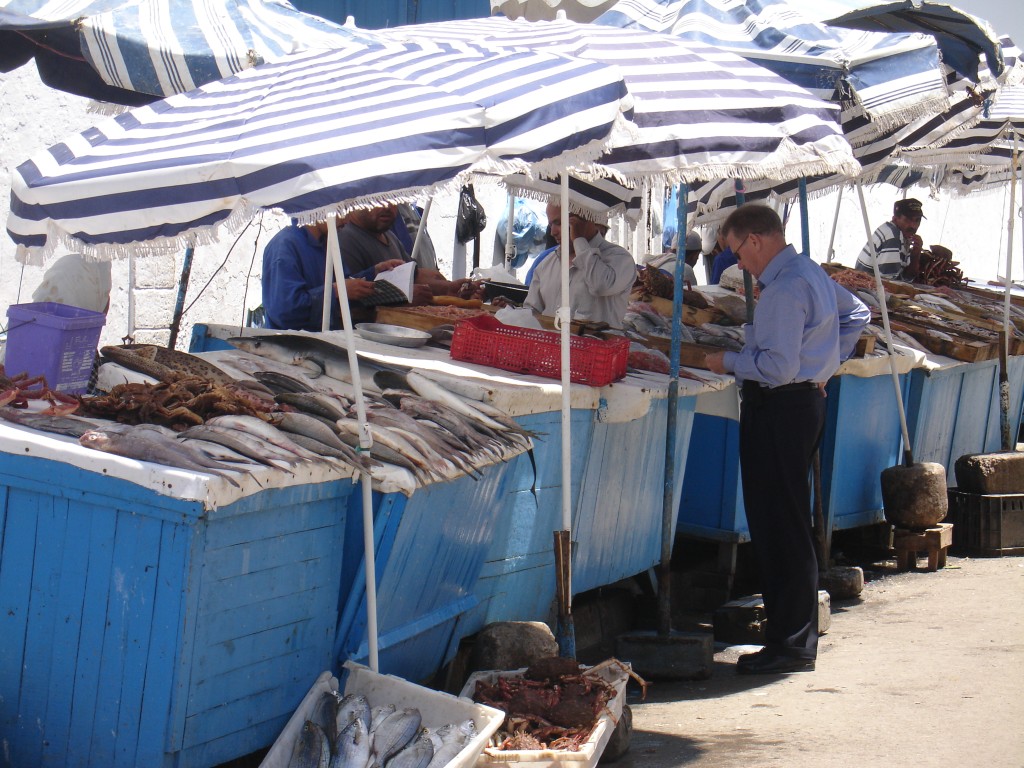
[639,334,726,369]
[374,305,491,332]
[947,490,1024,556]
[889,318,996,362]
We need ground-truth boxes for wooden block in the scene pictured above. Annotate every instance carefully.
[854,334,875,357]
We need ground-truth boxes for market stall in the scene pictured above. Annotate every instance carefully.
[188,322,716,678]
[0,419,357,767]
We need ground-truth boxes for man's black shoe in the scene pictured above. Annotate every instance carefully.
[736,653,815,675]
[736,649,768,668]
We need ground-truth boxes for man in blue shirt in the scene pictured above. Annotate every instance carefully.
[705,204,867,675]
[261,219,403,331]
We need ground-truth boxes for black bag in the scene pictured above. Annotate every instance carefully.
[455,184,487,244]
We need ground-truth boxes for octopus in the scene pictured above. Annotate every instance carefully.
[76,375,273,430]
[471,656,618,752]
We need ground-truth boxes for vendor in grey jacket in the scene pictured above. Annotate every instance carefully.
[523,204,637,329]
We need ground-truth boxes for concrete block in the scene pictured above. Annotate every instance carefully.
[133,289,176,329]
[713,591,831,644]
[955,452,1024,495]
[819,566,864,600]
[615,630,712,680]
[134,254,178,289]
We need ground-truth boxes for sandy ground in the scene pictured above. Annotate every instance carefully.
[612,556,1024,768]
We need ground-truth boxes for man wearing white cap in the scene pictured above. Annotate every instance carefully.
[644,231,703,287]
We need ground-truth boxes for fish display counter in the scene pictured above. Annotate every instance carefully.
[0,414,357,768]
[191,324,725,681]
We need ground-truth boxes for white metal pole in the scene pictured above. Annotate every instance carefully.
[409,198,433,266]
[504,194,515,271]
[327,219,379,672]
[559,176,572,534]
[1003,135,1019,357]
[855,183,913,466]
[826,187,844,263]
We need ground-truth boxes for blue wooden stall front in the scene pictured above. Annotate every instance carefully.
[679,367,913,542]
[907,356,1024,483]
[0,447,353,768]
[461,388,697,635]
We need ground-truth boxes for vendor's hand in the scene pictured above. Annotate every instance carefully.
[410,284,434,305]
[909,234,923,255]
[490,295,514,309]
[340,278,376,300]
[704,351,727,374]
[374,259,405,274]
[449,278,484,299]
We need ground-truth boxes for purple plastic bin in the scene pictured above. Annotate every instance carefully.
[5,302,105,394]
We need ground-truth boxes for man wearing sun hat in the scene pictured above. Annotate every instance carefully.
[854,198,926,281]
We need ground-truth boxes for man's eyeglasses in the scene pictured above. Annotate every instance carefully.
[732,233,750,259]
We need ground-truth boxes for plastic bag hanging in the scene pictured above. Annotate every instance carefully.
[456,184,487,244]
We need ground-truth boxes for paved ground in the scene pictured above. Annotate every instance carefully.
[612,555,1024,767]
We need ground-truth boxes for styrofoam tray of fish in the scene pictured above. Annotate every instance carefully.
[458,659,630,768]
[261,662,505,768]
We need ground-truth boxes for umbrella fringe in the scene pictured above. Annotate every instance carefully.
[853,93,953,137]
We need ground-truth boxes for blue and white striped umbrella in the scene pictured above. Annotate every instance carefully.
[0,0,372,101]
[8,41,634,260]
[378,17,860,185]
[595,0,951,140]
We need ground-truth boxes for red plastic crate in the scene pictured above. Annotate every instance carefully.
[450,315,629,387]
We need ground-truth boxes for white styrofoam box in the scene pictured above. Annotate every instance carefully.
[458,659,631,768]
[261,663,505,768]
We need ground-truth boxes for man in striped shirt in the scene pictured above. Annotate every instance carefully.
[854,198,925,281]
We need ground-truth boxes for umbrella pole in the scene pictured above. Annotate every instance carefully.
[555,176,575,658]
[167,246,194,350]
[658,182,689,636]
[826,187,844,263]
[855,182,913,467]
[410,198,433,266]
[1000,136,1019,450]
[504,194,515,271]
[734,180,755,323]
[327,221,379,672]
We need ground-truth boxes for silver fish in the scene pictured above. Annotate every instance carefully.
[205,415,322,462]
[335,419,441,477]
[335,693,372,735]
[405,372,507,433]
[277,392,351,422]
[371,708,422,767]
[79,429,240,487]
[289,719,330,768]
[331,716,370,768]
[310,690,342,746]
[424,740,462,768]
[227,333,387,393]
[268,411,358,455]
[370,704,396,733]
[384,734,433,768]
[178,425,299,471]
[332,429,421,475]
[0,407,98,438]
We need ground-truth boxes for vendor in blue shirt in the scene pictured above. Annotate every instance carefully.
[261,219,404,331]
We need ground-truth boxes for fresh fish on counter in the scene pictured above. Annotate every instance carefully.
[365,407,480,478]
[178,425,300,471]
[370,704,397,732]
[336,419,446,478]
[371,708,423,767]
[0,407,98,438]
[385,735,434,768]
[253,370,319,394]
[227,333,399,393]
[276,392,352,422]
[914,293,963,314]
[311,691,343,746]
[204,415,324,462]
[288,720,331,768]
[331,717,371,768]
[856,289,879,309]
[331,429,421,475]
[79,428,242,487]
[336,693,372,734]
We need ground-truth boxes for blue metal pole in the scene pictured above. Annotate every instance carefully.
[659,182,688,636]
[799,177,811,257]
[734,180,755,323]
[167,246,194,350]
